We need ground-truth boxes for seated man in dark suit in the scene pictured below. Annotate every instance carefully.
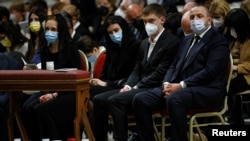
[132,5,230,141]
[92,4,181,141]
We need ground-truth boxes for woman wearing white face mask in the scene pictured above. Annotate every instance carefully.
[224,8,250,125]
[207,0,230,35]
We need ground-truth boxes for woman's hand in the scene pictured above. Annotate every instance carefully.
[39,92,57,103]
[89,79,107,86]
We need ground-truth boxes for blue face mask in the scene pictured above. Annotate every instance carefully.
[88,55,96,63]
[45,30,58,44]
[109,30,123,44]
[190,19,208,34]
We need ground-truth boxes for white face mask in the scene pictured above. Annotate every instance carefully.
[190,19,208,34]
[10,13,17,24]
[145,23,158,36]
[114,8,126,19]
[212,18,224,28]
[230,28,237,39]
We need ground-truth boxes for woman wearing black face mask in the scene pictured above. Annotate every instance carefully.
[21,12,82,141]
[92,0,117,45]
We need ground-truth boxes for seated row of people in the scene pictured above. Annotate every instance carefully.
[0,0,250,140]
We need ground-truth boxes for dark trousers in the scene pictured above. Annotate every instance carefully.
[228,74,250,125]
[93,88,146,141]
[21,92,77,141]
[133,87,216,141]
[133,87,166,141]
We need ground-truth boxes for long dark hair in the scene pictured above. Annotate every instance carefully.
[27,8,47,61]
[41,12,73,69]
[224,8,250,43]
[0,21,28,52]
[104,15,135,49]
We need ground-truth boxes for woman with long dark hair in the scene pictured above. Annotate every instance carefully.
[224,8,250,125]
[26,8,47,63]
[21,12,82,140]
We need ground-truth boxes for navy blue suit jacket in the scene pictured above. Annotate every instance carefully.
[163,27,230,107]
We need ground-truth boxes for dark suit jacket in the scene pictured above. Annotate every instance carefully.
[125,29,180,88]
[163,27,230,107]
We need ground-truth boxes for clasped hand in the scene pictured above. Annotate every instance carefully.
[89,78,107,86]
[39,93,54,103]
[162,83,182,98]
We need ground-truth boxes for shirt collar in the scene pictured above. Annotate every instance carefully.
[149,28,165,44]
[73,21,80,30]
[195,25,211,39]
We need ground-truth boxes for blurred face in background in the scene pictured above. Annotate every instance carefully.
[96,0,114,16]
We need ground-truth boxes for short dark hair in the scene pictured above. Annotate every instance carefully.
[77,35,99,54]
[0,6,10,21]
[142,3,166,18]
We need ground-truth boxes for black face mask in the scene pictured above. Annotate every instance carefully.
[96,6,109,16]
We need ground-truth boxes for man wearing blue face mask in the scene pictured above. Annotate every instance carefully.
[132,5,230,141]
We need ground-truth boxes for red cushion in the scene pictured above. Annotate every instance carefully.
[0,70,90,80]
[93,52,106,78]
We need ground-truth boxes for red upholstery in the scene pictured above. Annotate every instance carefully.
[93,51,106,78]
[0,70,90,80]
[78,50,89,71]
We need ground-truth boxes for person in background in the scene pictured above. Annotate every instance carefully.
[0,21,29,62]
[27,0,48,14]
[182,10,193,35]
[164,12,182,37]
[58,10,82,45]
[207,0,230,35]
[126,3,148,40]
[61,4,91,37]
[26,8,47,63]
[182,1,197,14]
[224,8,250,125]
[51,1,67,15]
[0,52,23,141]
[76,35,106,75]
[93,4,180,141]
[132,5,229,141]
[0,6,11,22]
[240,0,250,19]
[176,10,194,40]
[8,1,26,25]
[21,12,82,140]
[92,0,116,45]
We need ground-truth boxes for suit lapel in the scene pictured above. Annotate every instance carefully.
[146,30,167,62]
[182,28,213,70]
[171,36,193,81]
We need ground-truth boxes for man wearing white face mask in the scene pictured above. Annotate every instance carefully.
[114,0,130,19]
[133,5,230,141]
[99,3,181,141]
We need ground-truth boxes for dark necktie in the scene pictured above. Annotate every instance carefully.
[185,35,200,59]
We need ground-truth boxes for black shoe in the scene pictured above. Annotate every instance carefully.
[127,132,138,141]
